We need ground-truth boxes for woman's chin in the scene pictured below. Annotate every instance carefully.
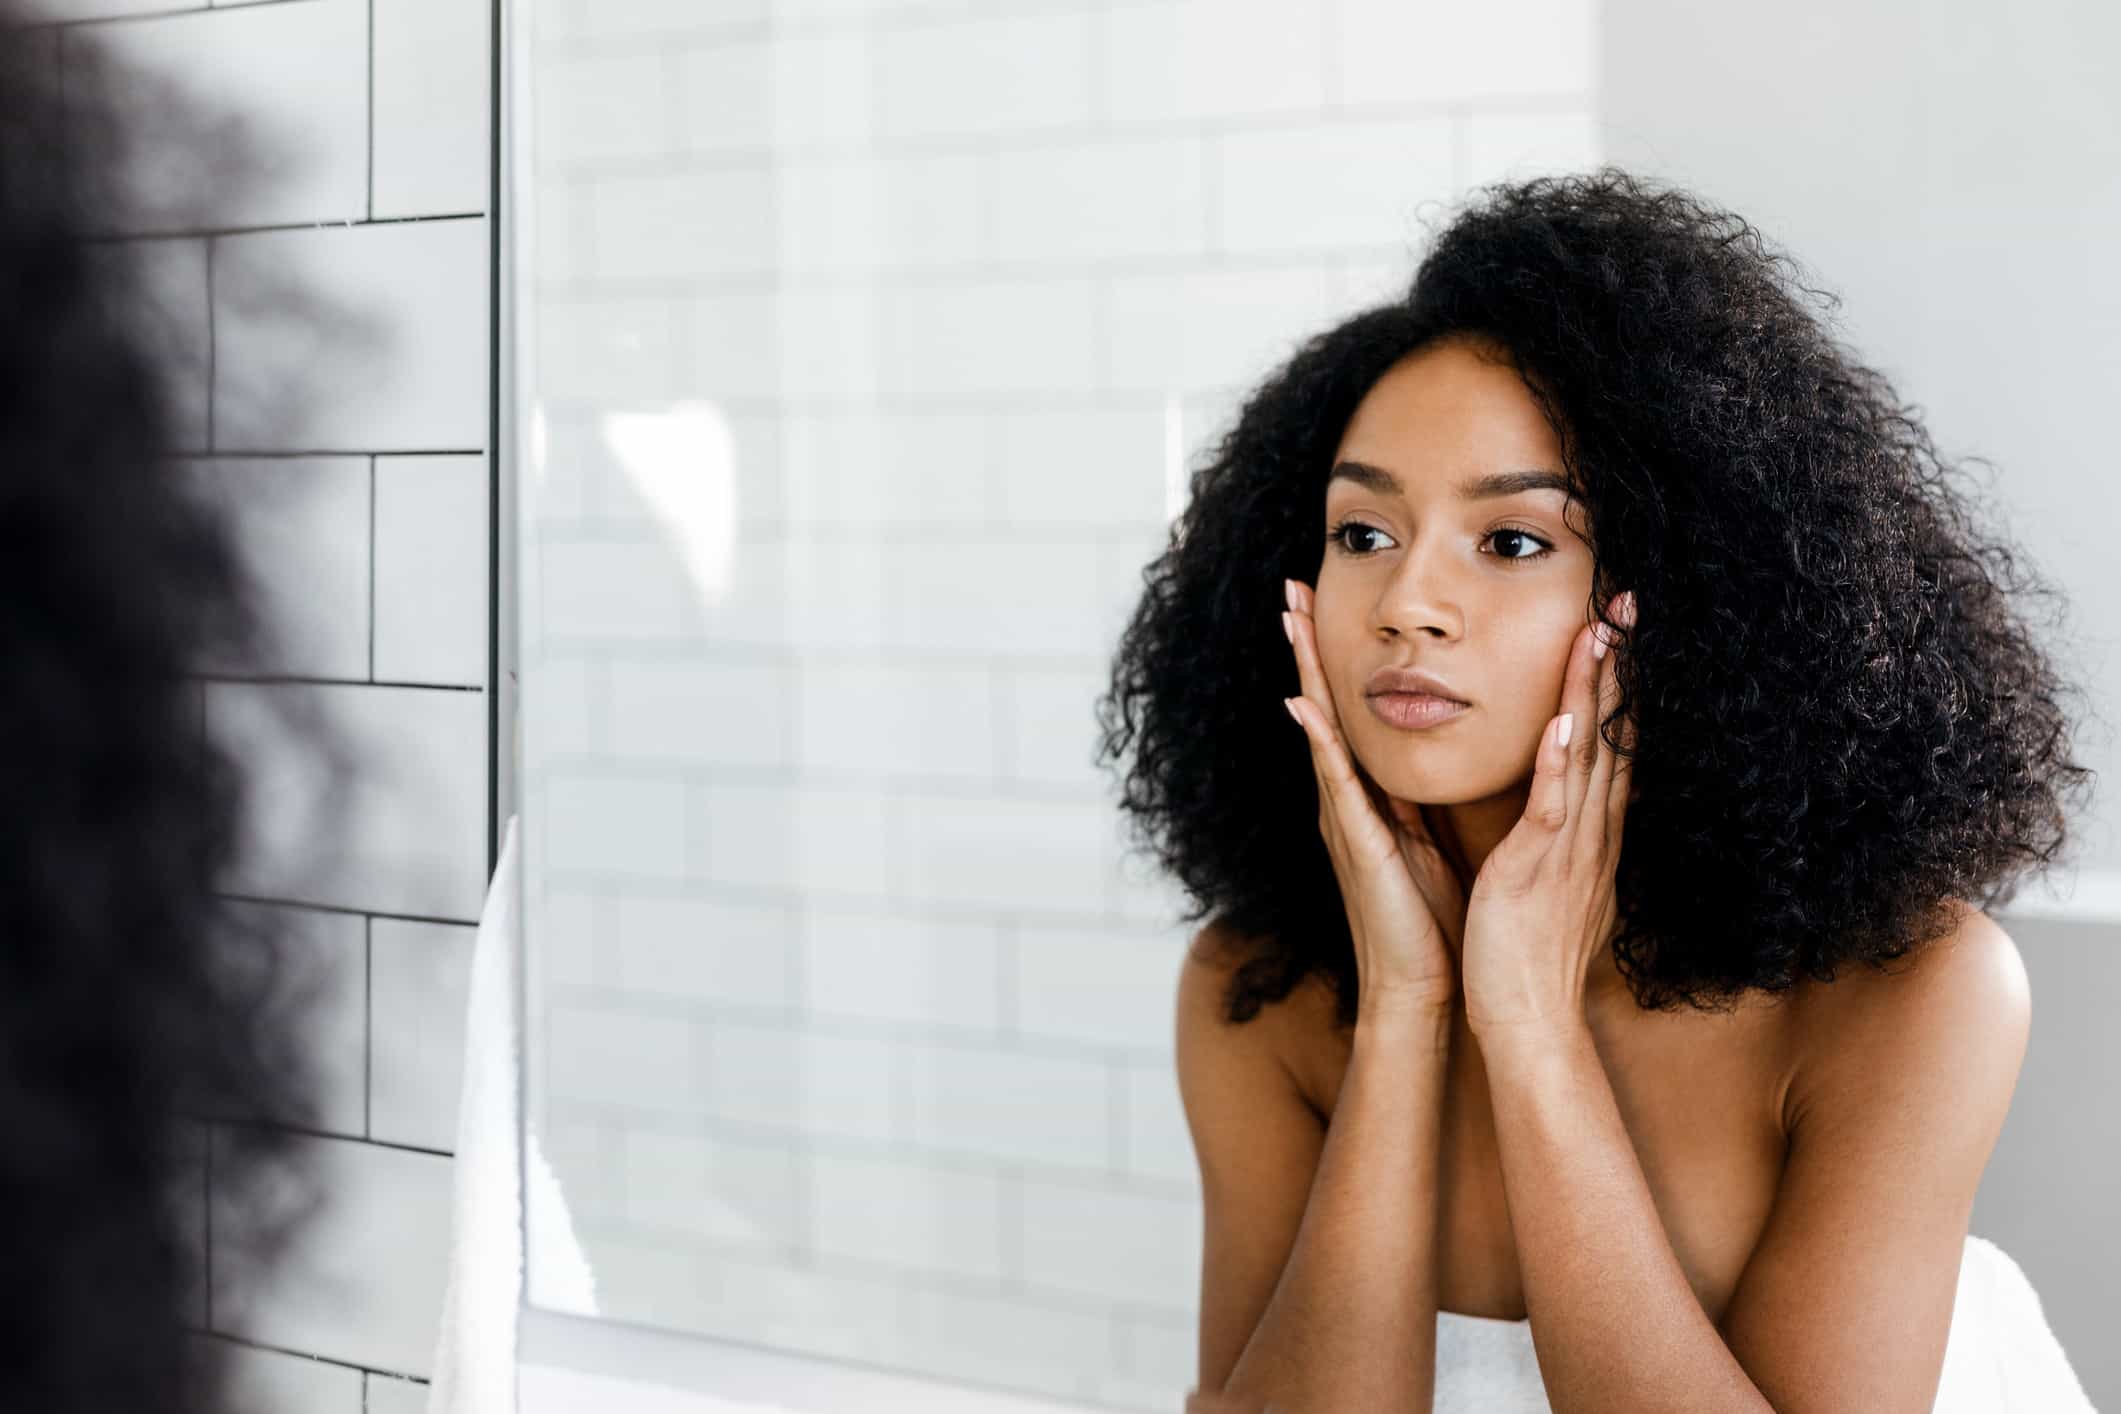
[1364,770,1459,809]
[1366,762,1513,811]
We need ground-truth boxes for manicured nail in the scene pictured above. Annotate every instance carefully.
[1284,578,1299,611]
[1284,698,1303,727]
[1557,713,1574,748]
[1281,610,1294,644]
[1592,623,1609,660]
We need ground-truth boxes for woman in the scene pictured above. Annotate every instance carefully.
[1097,169,2099,1411]
[0,11,342,1414]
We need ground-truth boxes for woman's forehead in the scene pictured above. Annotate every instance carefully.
[1335,342,1564,479]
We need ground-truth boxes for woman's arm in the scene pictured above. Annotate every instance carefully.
[1478,910,2027,1414]
[1480,1019,1775,1413]
[1218,1000,1454,1411]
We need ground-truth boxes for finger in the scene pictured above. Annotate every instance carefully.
[1284,693,1346,858]
[1283,578,1343,740]
[1285,581,1382,835]
[1281,581,1355,849]
[1584,602,1627,848]
[1286,693,1391,863]
[1561,614,1605,830]
[1529,707,1573,831]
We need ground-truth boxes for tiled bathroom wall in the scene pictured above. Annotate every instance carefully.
[20,0,494,1406]
[517,1,1598,1408]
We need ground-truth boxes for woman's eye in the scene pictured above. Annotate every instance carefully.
[1327,521,1555,562]
[1486,527,1555,560]
[1328,521,1392,554]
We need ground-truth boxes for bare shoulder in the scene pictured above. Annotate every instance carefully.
[1175,920,1342,1392]
[1178,920,1339,1069]
[1789,898,2029,1033]
[1784,898,2032,1118]
[1180,918,1304,1027]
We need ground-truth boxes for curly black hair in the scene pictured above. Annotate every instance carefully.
[0,13,350,1414]
[1095,166,2100,1032]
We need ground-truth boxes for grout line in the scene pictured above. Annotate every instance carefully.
[211,1113,454,1161]
[547,976,1179,1069]
[1320,0,1340,109]
[1000,1163,1023,1294]
[486,0,504,876]
[528,91,1586,179]
[548,1213,1196,1336]
[363,917,374,1139]
[199,1330,433,1386]
[1108,1057,1129,1174]
[213,891,480,930]
[366,456,377,683]
[203,238,215,450]
[998,921,1018,1038]
[80,211,485,246]
[365,0,375,222]
[190,671,483,691]
[172,447,486,459]
[0,0,323,35]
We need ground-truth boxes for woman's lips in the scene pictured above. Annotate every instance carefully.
[1366,692,1472,730]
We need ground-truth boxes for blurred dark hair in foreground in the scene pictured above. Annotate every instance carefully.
[0,5,356,1412]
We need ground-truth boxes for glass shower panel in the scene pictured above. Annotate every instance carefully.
[517,2,1598,1408]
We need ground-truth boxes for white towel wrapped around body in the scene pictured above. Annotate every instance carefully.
[1427,1233,2098,1414]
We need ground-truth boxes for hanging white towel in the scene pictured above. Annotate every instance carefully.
[423,813,525,1414]
[425,814,601,1414]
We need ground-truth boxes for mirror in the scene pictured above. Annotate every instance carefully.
[511,2,2119,1410]
[510,6,1602,1407]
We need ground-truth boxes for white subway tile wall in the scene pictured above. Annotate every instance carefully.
[228,901,371,1139]
[206,680,488,918]
[24,0,494,1394]
[212,218,489,452]
[189,456,373,681]
[369,919,480,1151]
[215,1341,364,1414]
[210,1132,455,1376]
[519,0,1598,1407]
[373,454,490,686]
[364,1372,435,1414]
[88,237,212,450]
[81,0,370,232]
[371,0,493,218]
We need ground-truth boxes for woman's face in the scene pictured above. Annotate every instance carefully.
[1314,336,1598,808]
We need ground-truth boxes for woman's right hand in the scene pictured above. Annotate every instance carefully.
[1281,576,1466,1018]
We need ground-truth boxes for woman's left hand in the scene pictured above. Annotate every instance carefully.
[1461,590,1638,1042]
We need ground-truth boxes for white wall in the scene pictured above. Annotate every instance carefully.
[25,0,495,1406]
[1598,0,2121,882]
[1596,5,2120,1406]
[515,0,1598,1407]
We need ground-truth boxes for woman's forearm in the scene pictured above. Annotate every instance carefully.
[1220,1002,1454,1412]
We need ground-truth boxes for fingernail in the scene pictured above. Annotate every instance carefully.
[1592,622,1609,659]
[1284,698,1302,727]
[1557,713,1574,748]
[1281,611,1294,643]
[1283,578,1299,611]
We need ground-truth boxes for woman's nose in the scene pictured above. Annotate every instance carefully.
[1372,544,1460,639]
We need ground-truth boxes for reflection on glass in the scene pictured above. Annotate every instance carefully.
[517,0,1599,1407]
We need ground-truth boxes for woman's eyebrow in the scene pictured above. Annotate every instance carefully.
[1328,459,1576,502]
